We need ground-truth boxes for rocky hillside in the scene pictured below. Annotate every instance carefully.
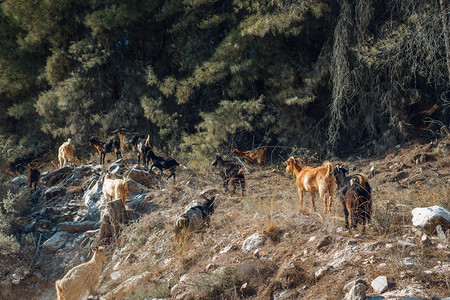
[3,137,450,300]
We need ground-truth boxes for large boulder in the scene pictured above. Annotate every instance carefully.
[44,186,66,200]
[43,231,71,253]
[41,166,74,186]
[242,233,266,253]
[412,206,450,232]
[10,175,28,187]
[127,167,159,188]
[83,173,105,207]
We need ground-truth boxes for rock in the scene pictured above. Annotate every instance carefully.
[398,240,416,247]
[44,186,66,199]
[100,272,152,300]
[199,188,219,198]
[316,235,331,250]
[11,175,27,187]
[43,231,70,253]
[412,206,450,232]
[346,282,366,300]
[126,179,148,194]
[108,159,125,172]
[41,166,74,186]
[381,287,428,299]
[436,225,447,242]
[110,271,122,282]
[83,174,104,207]
[402,257,416,268]
[127,194,156,213]
[368,241,383,251]
[127,168,158,187]
[58,221,98,232]
[348,239,357,246]
[371,276,388,293]
[344,279,365,293]
[242,233,266,253]
[421,233,432,246]
[315,265,332,280]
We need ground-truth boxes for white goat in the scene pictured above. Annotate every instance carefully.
[58,138,74,168]
[102,173,128,205]
[55,247,107,300]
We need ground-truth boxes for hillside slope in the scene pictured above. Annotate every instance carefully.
[4,137,450,300]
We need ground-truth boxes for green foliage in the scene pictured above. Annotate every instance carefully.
[0,0,448,160]
[0,187,33,286]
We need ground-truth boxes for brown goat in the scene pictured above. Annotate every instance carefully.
[284,156,335,213]
[55,247,107,300]
[231,146,268,167]
[344,174,372,233]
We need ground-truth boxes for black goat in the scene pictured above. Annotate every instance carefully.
[344,174,372,233]
[175,196,216,237]
[89,138,122,164]
[330,166,372,231]
[211,154,245,196]
[129,135,151,166]
[145,150,180,183]
[28,164,40,192]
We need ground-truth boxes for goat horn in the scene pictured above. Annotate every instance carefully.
[292,155,305,163]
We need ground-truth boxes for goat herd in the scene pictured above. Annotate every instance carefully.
[21,128,375,300]
[27,128,373,234]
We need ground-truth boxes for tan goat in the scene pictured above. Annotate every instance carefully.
[284,156,335,213]
[58,138,74,168]
[55,247,107,300]
[102,173,128,205]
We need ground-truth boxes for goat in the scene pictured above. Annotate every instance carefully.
[175,196,216,237]
[55,246,107,300]
[284,156,335,213]
[28,164,40,192]
[344,174,372,233]
[129,135,151,166]
[102,173,128,205]
[112,128,132,152]
[58,138,74,168]
[145,149,180,183]
[212,154,245,196]
[89,138,122,164]
[330,165,372,230]
[231,146,268,167]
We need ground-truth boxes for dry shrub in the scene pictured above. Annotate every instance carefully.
[262,259,311,299]
[187,267,238,300]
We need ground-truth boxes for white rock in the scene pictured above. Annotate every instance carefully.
[347,282,366,300]
[402,257,416,268]
[10,175,27,187]
[371,276,388,293]
[242,233,266,253]
[110,271,121,281]
[381,287,428,299]
[412,206,450,231]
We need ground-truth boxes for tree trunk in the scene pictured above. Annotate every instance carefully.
[98,199,127,245]
[440,0,450,83]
